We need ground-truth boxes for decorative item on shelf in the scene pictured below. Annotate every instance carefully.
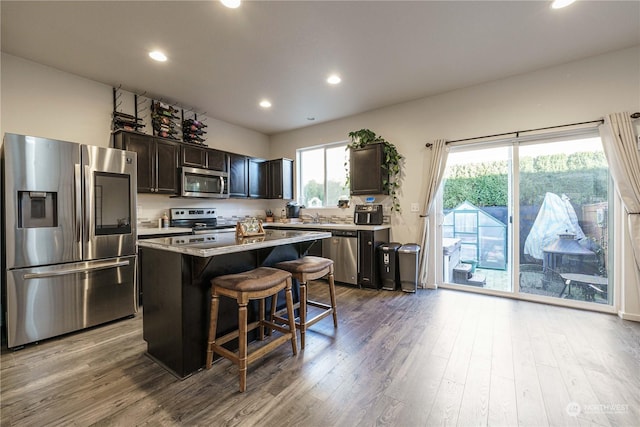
[265,209,274,222]
[151,100,181,140]
[182,113,208,146]
[236,217,265,237]
[112,87,146,132]
[338,197,350,208]
[346,128,403,212]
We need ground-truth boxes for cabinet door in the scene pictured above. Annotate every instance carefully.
[155,139,179,194]
[267,158,293,199]
[180,145,207,168]
[228,153,248,197]
[248,158,268,198]
[207,149,228,172]
[114,131,154,193]
[350,144,387,195]
[358,231,376,289]
[357,229,390,289]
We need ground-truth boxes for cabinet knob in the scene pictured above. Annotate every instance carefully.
[368,241,372,246]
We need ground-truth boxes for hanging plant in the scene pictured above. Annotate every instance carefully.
[346,129,403,212]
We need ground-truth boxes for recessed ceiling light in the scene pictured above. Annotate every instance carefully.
[259,100,272,109]
[551,0,576,9]
[327,74,342,85]
[221,0,241,9]
[149,51,167,62]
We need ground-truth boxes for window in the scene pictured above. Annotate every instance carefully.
[439,133,612,307]
[297,142,350,207]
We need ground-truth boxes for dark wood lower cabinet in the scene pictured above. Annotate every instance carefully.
[140,242,316,378]
[358,229,390,289]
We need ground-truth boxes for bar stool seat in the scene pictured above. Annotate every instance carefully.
[274,256,338,349]
[206,267,297,393]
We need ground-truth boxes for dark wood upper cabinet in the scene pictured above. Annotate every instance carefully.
[155,139,180,193]
[268,158,293,200]
[228,153,248,198]
[248,158,268,198]
[180,145,207,169]
[350,143,388,195]
[113,130,178,194]
[180,146,228,172]
[206,149,228,172]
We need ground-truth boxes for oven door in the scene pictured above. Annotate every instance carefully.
[181,167,229,198]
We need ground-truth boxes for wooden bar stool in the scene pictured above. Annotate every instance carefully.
[205,267,297,393]
[274,256,338,349]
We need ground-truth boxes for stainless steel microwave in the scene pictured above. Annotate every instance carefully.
[180,167,229,198]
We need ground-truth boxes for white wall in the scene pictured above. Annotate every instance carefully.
[271,46,640,243]
[271,46,640,317]
[1,53,273,222]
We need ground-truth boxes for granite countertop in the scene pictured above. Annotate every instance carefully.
[262,221,391,231]
[137,229,331,258]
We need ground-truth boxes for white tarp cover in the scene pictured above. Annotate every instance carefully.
[524,192,586,260]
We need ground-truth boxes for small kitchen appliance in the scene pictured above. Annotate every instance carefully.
[354,204,384,225]
[286,202,302,219]
[179,167,229,199]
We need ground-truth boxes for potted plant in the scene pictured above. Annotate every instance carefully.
[346,129,403,212]
[265,209,274,222]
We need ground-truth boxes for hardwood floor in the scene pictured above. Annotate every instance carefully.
[2,284,639,426]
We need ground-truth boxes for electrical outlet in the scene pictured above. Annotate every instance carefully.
[410,203,420,213]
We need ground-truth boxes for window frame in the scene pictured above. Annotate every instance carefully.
[296,140,350,208]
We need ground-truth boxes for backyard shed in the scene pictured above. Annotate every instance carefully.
[442,201,507,270]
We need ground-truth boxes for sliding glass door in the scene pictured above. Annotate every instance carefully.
[439,134,612,307]
[442,146,513,292]
[518,137,611,304]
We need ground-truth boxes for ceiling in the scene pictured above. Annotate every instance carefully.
[2,1,639,135]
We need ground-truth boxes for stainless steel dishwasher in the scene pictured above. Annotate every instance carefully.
[322,230,358,285]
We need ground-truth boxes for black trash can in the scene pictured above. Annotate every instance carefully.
[378,242,402,290]
[398,244,421,293]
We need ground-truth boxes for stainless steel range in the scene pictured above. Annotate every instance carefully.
[170,208,233,233]
[2,133,138,348]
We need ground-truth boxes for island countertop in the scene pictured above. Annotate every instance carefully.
[137,229,331,258]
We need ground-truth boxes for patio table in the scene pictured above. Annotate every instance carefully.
[558,273,608,301]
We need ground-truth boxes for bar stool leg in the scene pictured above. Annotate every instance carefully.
[206,293,220,369]
[238,301,248,393]
[328,270,338,327]
[285,278,298,355]
[259,298,265,341]
[299,279,307,349]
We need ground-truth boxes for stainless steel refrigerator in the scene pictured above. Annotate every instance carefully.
[2,133,138,348]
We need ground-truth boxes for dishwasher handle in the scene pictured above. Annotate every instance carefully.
[331,230,358,237]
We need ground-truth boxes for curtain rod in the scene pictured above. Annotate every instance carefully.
[425,113,640,148]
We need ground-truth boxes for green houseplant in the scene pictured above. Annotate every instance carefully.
[346,129,403,212]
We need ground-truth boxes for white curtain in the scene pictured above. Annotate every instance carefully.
[599,112,640,270]
[418,139,448,287]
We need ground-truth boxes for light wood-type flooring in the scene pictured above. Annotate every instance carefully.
[2,283,639,426]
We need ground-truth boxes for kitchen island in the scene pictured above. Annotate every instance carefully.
[138,229,331,378]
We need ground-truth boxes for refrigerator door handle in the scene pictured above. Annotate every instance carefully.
[75,164,82,243]
[22,259,131,279]
[84,164,91,243]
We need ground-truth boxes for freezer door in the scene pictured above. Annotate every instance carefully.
[82,145,137,260]
[5,255,137,348]
[2,134,81,269]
